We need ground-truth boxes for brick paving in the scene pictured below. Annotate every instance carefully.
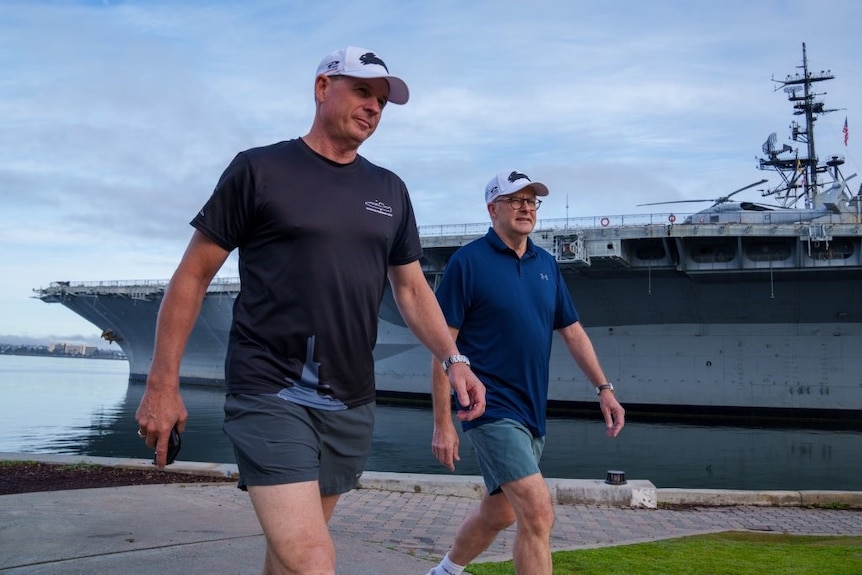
[330,488,862,563]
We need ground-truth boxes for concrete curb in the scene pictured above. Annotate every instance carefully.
[551,478,657,508]
[3,452,861,509]
[658,487,862,508]
[356,472,658,508]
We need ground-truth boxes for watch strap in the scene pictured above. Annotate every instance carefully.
[442,354,470,373]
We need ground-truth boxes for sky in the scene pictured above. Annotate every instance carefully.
[2,0,861,347]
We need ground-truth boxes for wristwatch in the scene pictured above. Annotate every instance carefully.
[596,383,615,396]
[442,354,470,373]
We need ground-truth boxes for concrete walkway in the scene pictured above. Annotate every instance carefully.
[1,453,860,574]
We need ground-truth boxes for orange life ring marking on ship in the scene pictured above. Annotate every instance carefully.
[668,214,676,223]
[600,217,610,227]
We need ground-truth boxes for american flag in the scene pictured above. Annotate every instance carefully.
[844,116,849,146]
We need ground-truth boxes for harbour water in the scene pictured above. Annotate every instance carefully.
[1,354,859,491]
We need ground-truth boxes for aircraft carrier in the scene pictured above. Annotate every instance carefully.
[36,44,862,419]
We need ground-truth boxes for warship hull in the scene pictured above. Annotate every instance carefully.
[36,215,862,418]
[379,217,862,417]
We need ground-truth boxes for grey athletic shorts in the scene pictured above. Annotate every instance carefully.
[223,393,375,496]
[466,418,545,495]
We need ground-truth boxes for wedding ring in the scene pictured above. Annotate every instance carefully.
[137,429,146,438]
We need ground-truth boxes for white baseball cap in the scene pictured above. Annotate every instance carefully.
[485,170,550,204]
[316,46,409,105]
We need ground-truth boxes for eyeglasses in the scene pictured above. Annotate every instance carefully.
[495,197,542,210]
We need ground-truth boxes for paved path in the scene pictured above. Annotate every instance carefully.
[1,454,860,574]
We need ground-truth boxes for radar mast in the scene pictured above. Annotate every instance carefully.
[758,42,843,209]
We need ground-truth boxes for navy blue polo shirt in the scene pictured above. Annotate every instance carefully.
[435,228,579,437]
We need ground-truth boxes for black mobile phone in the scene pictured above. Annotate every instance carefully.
[154,426,182,466]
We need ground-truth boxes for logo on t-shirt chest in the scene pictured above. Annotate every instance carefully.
[365,200,393,217]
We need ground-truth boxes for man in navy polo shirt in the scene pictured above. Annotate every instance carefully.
[427,170,625,575]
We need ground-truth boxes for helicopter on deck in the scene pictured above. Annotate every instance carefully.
[639,42,860,226]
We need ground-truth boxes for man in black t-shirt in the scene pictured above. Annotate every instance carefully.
[135,46,486,574]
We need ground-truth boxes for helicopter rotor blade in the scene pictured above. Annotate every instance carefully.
[724,179,769,200]
[637,199,715,207]
[638,179,769,207]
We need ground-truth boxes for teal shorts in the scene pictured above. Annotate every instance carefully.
[223,393,374,496]
[465,418,545,495]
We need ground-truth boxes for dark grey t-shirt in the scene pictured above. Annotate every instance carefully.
[192,138,422,408]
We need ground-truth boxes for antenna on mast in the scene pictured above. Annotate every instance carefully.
[757,42,840,208]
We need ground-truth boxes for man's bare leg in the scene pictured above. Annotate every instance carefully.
[446,473,553,574]
[248,481,341,575]
[446,490,515,566]
[501,473,554,574]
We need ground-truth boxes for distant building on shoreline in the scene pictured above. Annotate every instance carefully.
[0,343,126,360]
[48,342,99,356]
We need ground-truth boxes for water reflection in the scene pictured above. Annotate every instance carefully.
[1,355,860,491]
[0,356,128,453]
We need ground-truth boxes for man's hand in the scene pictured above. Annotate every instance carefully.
[599,392,625,437]
[431,419,461,471]
[447,362,485,421]
[135,381,188,468]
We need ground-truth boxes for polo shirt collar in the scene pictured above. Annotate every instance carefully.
[483,227,537,258]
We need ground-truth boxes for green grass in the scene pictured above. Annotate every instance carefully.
[57,462,103,471]
[466,531,862,575]
[0,460,38,468]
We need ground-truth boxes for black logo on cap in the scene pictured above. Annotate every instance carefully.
[359,52,389,72]
[508,171,531,183]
